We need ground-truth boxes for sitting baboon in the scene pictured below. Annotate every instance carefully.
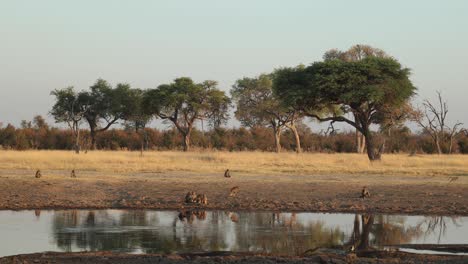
[35,170,42,178]
[224,169,231,178]
[361,186,371,199]
[196,194,208,205]
[229,186,240,197]
[70,169,76,178]
[185,191,197,203]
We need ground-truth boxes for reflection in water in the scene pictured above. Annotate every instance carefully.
[0,210,465,257]
[419,216,462,243]
[51,210,347,254]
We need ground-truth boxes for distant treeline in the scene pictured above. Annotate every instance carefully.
[2,45,466,158]
[1,116,467,154]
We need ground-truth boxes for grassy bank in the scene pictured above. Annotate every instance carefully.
[0,150,467,177]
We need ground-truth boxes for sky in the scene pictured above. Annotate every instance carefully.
[0,0,467,131]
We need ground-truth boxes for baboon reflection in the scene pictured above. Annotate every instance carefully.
[34,209,41,219]
[178,210,207,224]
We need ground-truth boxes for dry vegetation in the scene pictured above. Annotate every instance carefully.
[0,150,467,178]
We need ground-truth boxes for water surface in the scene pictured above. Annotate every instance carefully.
[0,210,466,257]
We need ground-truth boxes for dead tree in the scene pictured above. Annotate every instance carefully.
[414,92,463,154]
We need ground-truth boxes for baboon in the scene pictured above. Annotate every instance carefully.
[70,169,76,178]
[448,176,458,183]
[35,170,42,178]
[361,186,371,198]
[229,186,240,197]
[185,191,197,203]
[196,194,208,205]
[224,169,231,178]
[185,192,207,205]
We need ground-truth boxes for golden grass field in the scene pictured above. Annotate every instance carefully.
[0,150,467,177]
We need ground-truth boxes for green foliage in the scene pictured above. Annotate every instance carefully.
[50,87,84,124]
[231,74,290,128]
[145,77,230,128]
[143,77,230,150]
[273,54,416,160]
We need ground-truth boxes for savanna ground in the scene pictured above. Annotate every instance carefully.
[1,150,468,263]
[0,150,467,215]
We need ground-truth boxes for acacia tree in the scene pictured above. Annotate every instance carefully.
[50,87,87,153]
[274,56,416,161]
[323,44,389,153]
[143,77,230,151]
[413,91,463,154]
[231,74,302,153]
[122,88,152,153]
[79,79,132,149]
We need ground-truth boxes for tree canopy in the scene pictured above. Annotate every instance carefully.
[143,77,230,151]
[273,56,416,160]
[231,74,302,153]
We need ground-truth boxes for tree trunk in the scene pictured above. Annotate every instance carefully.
[85,118,98,150]
[273,127,281,153]
[183,133,191,152]
[90,128,96,150]
[356,131,366,154]
[435,134,442,154]
[73,123,80,154]
[289,124,302,153]
[363,128,380,161]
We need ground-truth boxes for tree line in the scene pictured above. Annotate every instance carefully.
[1,117,467,154]
[2,45,465,159]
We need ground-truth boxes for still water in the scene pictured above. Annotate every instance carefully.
[0,210,466,257]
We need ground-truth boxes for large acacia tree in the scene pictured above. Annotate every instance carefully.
[323,44,389,153]
[232,74,302,153]
[274,56,416,161]
[143,77,230,151]
[79,79,134,149]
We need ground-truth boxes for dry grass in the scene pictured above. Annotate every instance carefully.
[0,150,467,178]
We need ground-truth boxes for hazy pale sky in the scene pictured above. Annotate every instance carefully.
[1,0,467,129]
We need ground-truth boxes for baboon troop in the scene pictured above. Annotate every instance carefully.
[224,169,231,178]
[229,186,240,197]
[35,170,42,178]
[70,169,76,178]
[184,191,208,205]
[361,186,371,199]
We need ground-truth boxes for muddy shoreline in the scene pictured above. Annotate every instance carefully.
[1,251,468,264]
[1,171,467,215]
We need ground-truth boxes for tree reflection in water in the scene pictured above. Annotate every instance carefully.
[50,210,458,255]
[417,216,461,243]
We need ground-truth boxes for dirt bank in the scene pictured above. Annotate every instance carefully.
[0,169,467,215]
[1,251,467,264]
